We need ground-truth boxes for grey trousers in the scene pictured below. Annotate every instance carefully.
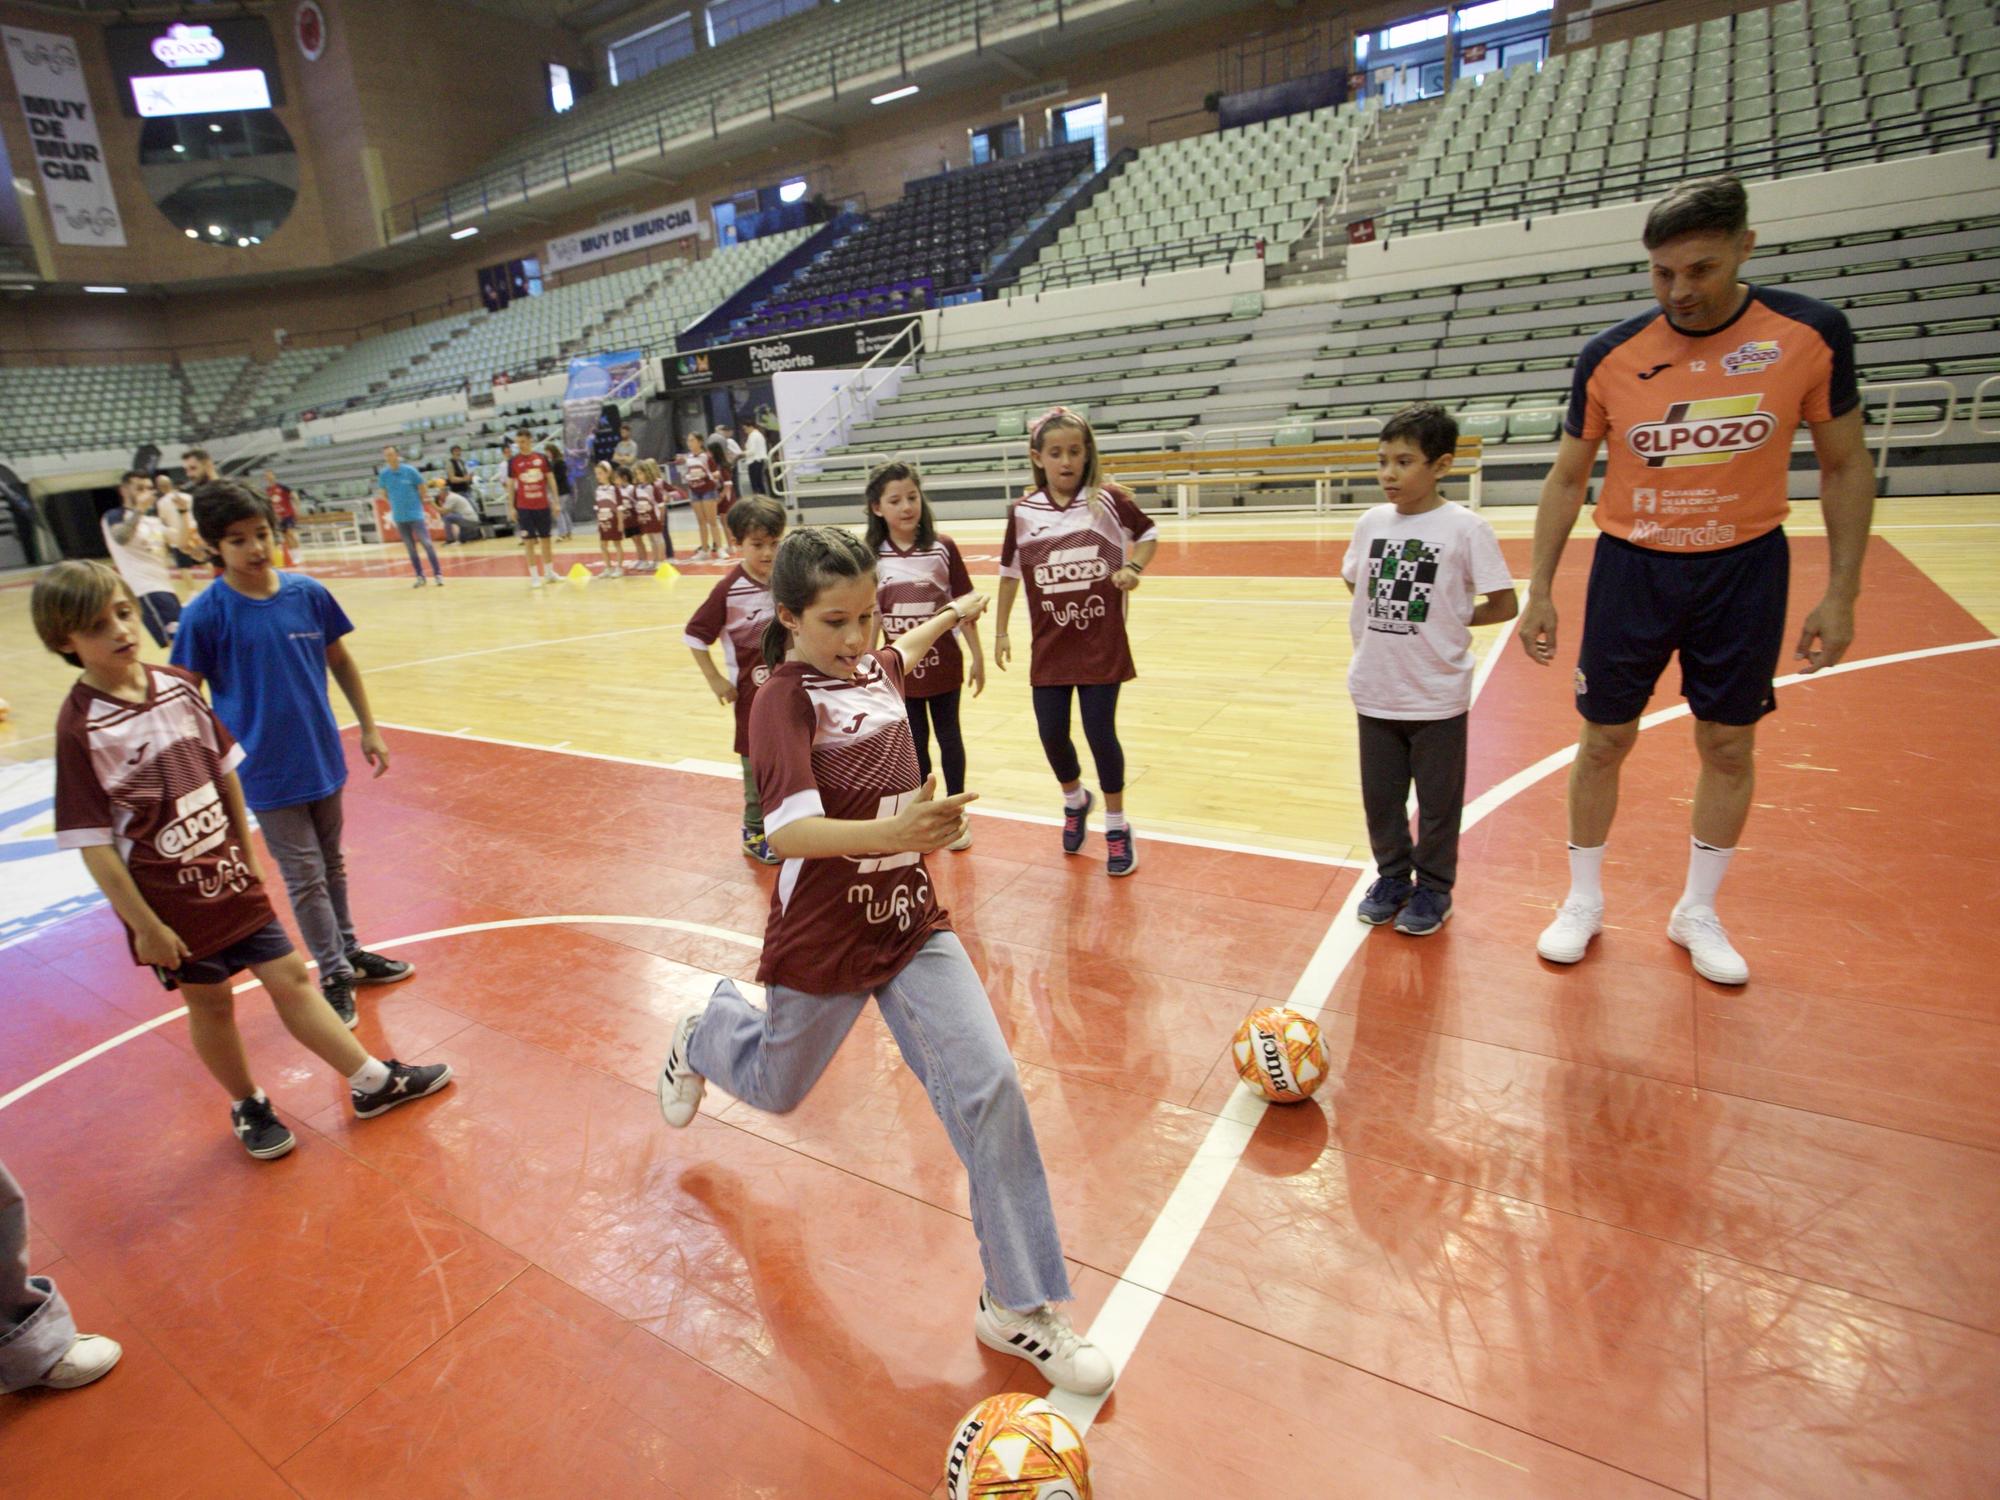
[257,792,358,982]
[1357,712,1469,892]
[0,1158,74,1393]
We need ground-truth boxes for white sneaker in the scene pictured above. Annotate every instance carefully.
[529,573,545,589]
[974,1289,1115,1396]
[1537,899,1604,964]
[1668,903,1749,985]
[37,1333,122,1390]
[657,1004,707,1128]
[948,823,973,851]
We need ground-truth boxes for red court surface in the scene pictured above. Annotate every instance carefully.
[3,531,1997,1498]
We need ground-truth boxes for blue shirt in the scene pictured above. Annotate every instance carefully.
[378,463,427,523]
[170,573,355,812]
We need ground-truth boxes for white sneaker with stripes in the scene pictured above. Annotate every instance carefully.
[974,1288,1115,1396]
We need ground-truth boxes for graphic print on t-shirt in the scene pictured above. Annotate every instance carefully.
[1364,536,1440,634]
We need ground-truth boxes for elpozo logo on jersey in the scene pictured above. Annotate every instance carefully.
[1627,395,1775,468]
[1722,339,1782,377]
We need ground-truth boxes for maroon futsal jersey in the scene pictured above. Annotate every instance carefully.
[875,534,973,697]
[684,565,776,754]
[508,450,552,510]
[750,647,949,995]
[53,664,276,964]
[999,487,1157,686]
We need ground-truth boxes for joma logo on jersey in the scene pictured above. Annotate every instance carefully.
[1033,545,1108,594]
[1628,396,1775,468]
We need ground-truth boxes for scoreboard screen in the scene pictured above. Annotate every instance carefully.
[103,18,286,119]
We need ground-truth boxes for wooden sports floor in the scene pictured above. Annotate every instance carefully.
[1,497,1996,1498]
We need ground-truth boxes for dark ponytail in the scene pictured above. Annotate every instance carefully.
[761,526,878,668]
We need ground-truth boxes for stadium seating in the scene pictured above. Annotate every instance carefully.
[727,146,1095,338]
[621,226,816,348]
[0,362,183,459]
[179,355,251,430]
[400,0,1074,235]
[1386,0,2000,235]
[1013,104,1365,292]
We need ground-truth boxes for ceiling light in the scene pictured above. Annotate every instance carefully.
[237,236,250,246]
[84,285,128,293]
[208,224,224,236]
[779,178,807,203]
[870,84,919,105]
[184,227,199,238]
[208,121,222,133]
[450,225,480,240]
[172,143,185,153]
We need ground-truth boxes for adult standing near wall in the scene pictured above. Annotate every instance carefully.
[739,416,771,496]
[376,445,442,588]
[544,440,575,541]
[612,423,639,468]
[445,445,475,501]
[1516,176,1876,986]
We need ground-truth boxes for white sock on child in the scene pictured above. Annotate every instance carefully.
[1680,836,1736,911]
[1104,810,1129,833]
[1063,787,1089,811]
[1566,843,1606,907]
[348,1057,391,1093]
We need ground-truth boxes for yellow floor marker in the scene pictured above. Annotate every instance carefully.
[566,562,592,583]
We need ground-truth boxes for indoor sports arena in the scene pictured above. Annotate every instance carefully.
[2,1,1997,1495]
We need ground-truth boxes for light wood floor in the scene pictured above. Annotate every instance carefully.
[3,496,1994,861]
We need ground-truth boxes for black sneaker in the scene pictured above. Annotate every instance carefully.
[352,1059,453,1119]
[1061,788,1095,855]
[321,972,358,1029]
[345,948,415,985]
[230,1095,296,1160]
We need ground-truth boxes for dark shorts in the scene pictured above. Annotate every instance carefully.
[168,546,201,569]
[153,920,295,991]
[1577,527,1789,727]
[138,590,181,648]
[516,507,553,539]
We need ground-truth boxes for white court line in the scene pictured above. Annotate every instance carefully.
[366,622,672,675]
[0,914,758,1114]
[1047,630,2000,1434]
[373,721,1369,870]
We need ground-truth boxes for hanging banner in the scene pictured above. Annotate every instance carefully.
[2,26,126,246]
[663,315,921,391]
[561,348,644,494]
[545,200,699,274]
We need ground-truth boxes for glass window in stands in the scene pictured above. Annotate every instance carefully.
[705,0,819,48]
[609,12,696,86]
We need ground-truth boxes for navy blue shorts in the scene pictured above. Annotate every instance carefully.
[515,507,553,539]
[153,920,295,991]
[1576,528,1789,727]
[138,590,181,648]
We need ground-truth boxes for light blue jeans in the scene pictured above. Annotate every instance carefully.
[687,931,1072,1312]
[0,1158,73,1393]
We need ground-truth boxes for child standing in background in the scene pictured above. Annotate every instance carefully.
[865,460,982,849]
[591,460,627,578]
[615,464,657,573]
[1342,403,1517,936]
[637,458,675,561]
[995,406,1158,876]
[684,495,788,864]
[683,432,723,561]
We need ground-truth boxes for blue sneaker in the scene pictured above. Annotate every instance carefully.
[1061,789,1095,855]
[1356,875,1414,926]
[742,828,781,865]
[1105,823,1137,877]
[1394,886,1453,936]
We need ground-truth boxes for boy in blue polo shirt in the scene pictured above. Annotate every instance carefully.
[173,481,416,1026]
[377,444,441,587]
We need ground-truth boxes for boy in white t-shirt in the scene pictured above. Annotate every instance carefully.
[1341,403,1518,935]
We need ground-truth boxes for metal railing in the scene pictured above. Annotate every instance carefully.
[769,317,925,516]
[1970,373,2000,437]
[788,428,1198,504]
[1009,231,1264,296]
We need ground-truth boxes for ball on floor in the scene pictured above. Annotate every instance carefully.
[1232,1006,1328,1103]
[946,1392,1091,1499]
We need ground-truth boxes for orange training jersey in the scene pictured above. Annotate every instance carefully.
[1565,285,1858,553]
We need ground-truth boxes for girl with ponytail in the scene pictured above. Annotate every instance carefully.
[658,524,1117,1402]
[995,405,1159,876]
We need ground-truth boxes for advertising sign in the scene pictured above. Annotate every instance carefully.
[2,26,125,246]
[545,200,699,274]
[663,315,920,391]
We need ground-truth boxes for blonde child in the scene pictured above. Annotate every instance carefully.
[994,406,1158,876]
[865,459,982,848]
[637,458,676,561]
[591,460,627,578]
[615,464,656,573]
[684,495,788,861]
[682,432,723,561]
[655,525,1115,1399]
[35,561,451,1160]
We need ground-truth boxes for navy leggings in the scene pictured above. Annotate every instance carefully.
[1031,683,1124,793]
[909,689,967,796]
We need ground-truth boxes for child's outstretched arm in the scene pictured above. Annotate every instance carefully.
[325,638,390,777]
[768,774,974,860]
[80,846,188,969]
[889,593,985,674]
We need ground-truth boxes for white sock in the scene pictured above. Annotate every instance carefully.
[348,1057,391,1093]
[1063,786,1089,811]
[1566,843,1606,907]
[1681,836,1735,912]
[1105,810,1129,833]
[235,1088,267,1107]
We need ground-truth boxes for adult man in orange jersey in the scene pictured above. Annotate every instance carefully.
[1517,175,1876,985]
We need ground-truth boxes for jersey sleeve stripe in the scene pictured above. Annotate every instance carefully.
[765,789,824,834]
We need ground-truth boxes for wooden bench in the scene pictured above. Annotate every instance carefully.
[1101,438,1485,518]
[294,509,363,547]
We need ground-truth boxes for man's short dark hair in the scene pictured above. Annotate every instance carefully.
[727,494,788,543]
[181,447,210,463]
[191,479,276,548]
[1643,175,1749,249]
[121,468,149,487]
[1380,402,1458,463]
[516,427,533,439]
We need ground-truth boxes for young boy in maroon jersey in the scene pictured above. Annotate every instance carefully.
[505,427,559,587]
[34,562,452,1161]
[683,495,787,863]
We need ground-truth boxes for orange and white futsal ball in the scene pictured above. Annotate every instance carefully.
[1232,1006,1329,1103]
[945,1392,1091,1500]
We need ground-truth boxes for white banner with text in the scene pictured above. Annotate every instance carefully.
[544,199,700,273]
[2,25,126,246]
